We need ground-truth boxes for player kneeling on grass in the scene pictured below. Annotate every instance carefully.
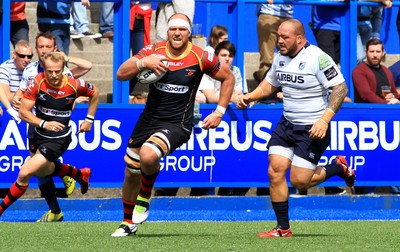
[237,19,355,238]
[0,52,99,218]
[110,13,235,237]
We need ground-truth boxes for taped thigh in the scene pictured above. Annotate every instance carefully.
[143,132,171,158]
[124,148,141,174]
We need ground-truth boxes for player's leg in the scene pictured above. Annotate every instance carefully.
[258,151,293,238]
[36,176,64,222]
[51,161,91,194]
[0,153,49,216]
[310,155,355,187]
[111,148,141,237]
[132,132,167,224]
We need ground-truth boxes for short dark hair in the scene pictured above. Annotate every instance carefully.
[366,38,384,51]
[215,40,236,57]
[35,31,56,48]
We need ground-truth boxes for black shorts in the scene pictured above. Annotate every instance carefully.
[29,133,72,162]
[267,116,330,165]
[128,117,191,155]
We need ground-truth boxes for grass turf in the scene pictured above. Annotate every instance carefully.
[1,221,399,251]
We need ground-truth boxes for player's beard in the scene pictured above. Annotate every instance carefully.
[279,43,297,57]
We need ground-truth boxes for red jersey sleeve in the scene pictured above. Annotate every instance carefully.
[201,50,220,78]
[76,78,96,97]
[23,78,40,101]
[134,43,156,59]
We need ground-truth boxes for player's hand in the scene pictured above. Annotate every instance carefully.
[43,121,65,132]
[77,121,93,134]
[309,119,328,139]
[236,93,252,109]
[12,95,22,110]
[201,112,223,129]
[7,107,21,124]
[142,54,169,76]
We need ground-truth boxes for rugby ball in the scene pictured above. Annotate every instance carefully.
[137,58,168,84]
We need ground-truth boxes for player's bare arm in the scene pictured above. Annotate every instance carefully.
[201,62,234,129]
[19,97,64,131]
[309,82,347,139]
[237,80,276,109]
[116,55,168,81]
[77,85,99,134]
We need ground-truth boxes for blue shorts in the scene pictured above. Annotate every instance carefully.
[267,116,330,165]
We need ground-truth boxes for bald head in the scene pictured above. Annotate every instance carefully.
[280,19,305,37]
[277,19,307,57]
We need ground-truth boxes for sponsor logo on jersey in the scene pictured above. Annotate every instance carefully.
[154,82,189,94]
[299,62,306,70]
[169,62,184,67]
[39,106,72,117]
[47,89,65,95]
[276,73,304,83]
[186,69,196,77]
[318,54,331,70]
[324,66,338,81]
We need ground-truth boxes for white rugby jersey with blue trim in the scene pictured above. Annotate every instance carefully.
[266,42,345,125]
[20,61,73,92]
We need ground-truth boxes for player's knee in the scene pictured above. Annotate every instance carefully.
[143,132,170,159]
[124,148,141,175]
[290,179,309,191]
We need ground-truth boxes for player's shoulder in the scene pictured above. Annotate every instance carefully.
[0,59,15,69]
[24,61,40,74]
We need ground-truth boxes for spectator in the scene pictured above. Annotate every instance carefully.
[253,2,293,84]
[310,5,347,65]
[0,40,32,102]
[204,25,228,53]
[353,38,399,195]
[356,0,392,63]
[0,52,99,220]
[100,2,114,38]
[353,38,399,104]
[198,41,243,105]
[70,0,102,39]
[155,0,195,42]
[128,2,152,104]
[10,2,29,48]
[37,2,74,55]
[0,82,20,123]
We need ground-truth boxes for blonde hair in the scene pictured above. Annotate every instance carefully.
[43,52,66,68]
[14,40,32,52]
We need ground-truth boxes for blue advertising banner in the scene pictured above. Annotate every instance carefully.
[1,104,399,188]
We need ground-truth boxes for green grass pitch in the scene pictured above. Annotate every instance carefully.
[1,221,399,251]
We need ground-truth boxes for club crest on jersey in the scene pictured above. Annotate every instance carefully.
[299,62,306,70]
[279,61,285,67]
[318,54,331,70]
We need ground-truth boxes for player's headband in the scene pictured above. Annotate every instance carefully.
[168,19,191,34]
